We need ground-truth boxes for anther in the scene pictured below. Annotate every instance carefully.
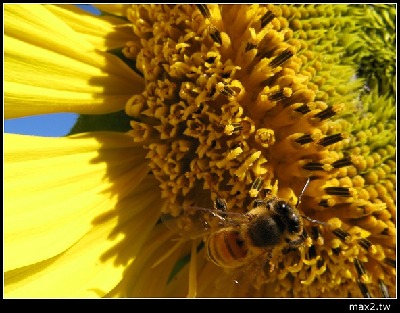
[294,104,311,114]
[308,245,317,260]
[332,228,352,243]
[332,247,341,255]
[318,199,330,207]
[196,4,211,19]
[249,177,264,197]
[316,258,325,269]
[269,48,294,68]
[257,47,277,59]
[220,85,235,97]
[208,86,216,97]
[245,42,257,52]
[380,228,390,236]
[383,258,396,268]
[311,226,320,241]
[268,90,288,101]
[331,157,352,168]
[209,25,222,44]
[354,258,367,279]
[318,133,344,147]
[260,11,276,28]
[357,280,372,298]
[378,279,390,298]
[224,123,243,135]
[313,106,337,121]
[357,238,372,251]
[294,134,314,145]
[324,186,351,197]
[205,56,216,64]
[302,162,324,171]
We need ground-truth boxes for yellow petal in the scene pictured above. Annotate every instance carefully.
[5,176,162,298]
[4,4,144,119]
[106,224,193,297]
[46,5,135,50]
[4,132,149,272]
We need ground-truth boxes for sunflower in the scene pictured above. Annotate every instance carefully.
[4,4,396,298]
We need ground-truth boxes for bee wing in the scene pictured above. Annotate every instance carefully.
[161,206,248,239]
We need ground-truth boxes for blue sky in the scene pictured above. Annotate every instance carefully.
[4,113,79,137]
[4,4,100,137]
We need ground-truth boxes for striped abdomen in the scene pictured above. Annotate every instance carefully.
[206,229,250,268]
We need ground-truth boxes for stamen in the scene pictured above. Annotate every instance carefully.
[302,162,324,171]
[217,82,235,97]
[294,104,311,114]
[268,89,288,101]
[378,279,390,298]
[257,46,277,59]
[224,123,243,135]
[311,226,320,241]
[331,157,352,168]
[316,258,325,269]
[209,25,222,44]
[380,228,390,236]
[318,199,330,207]
[313,106,337,120]
[308,245,317,260]
[318,133,344,147]
[260,11,276,28]
[245,42,257,52]
[269,49,294,68]
[205,56,216,64]
[357,280,372,298]
[294,134,313,145]
[357,238,372,251]
[324,186,351,197]
[195,4,211,19]
[383,258,396,268]
[354,258,367,279]
[332,247,341,255]
[332,228,352,243]
[249,176,264,197]
[255,128,275,148]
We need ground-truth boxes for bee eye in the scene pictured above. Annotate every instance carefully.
[288,214,301,234]
[276,201,291,213]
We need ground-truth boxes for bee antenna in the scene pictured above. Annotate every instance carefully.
[296,177,311,208]
[301,215,330,226]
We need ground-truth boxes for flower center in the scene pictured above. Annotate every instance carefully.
[122,4,396,298]
[124,4,348,215]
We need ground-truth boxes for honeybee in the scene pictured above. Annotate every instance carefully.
[162,178,316,269]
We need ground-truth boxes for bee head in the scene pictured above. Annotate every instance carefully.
[276,200,302,235]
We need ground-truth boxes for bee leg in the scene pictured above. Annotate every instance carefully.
[265,250,275,272]
[214,198,228,211]
[286,236,306,250]
[302,215,330,226]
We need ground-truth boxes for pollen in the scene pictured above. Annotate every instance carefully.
[123,4,396,298]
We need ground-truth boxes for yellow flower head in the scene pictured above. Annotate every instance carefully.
[4,4,396,298]
[121,4,396,297]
